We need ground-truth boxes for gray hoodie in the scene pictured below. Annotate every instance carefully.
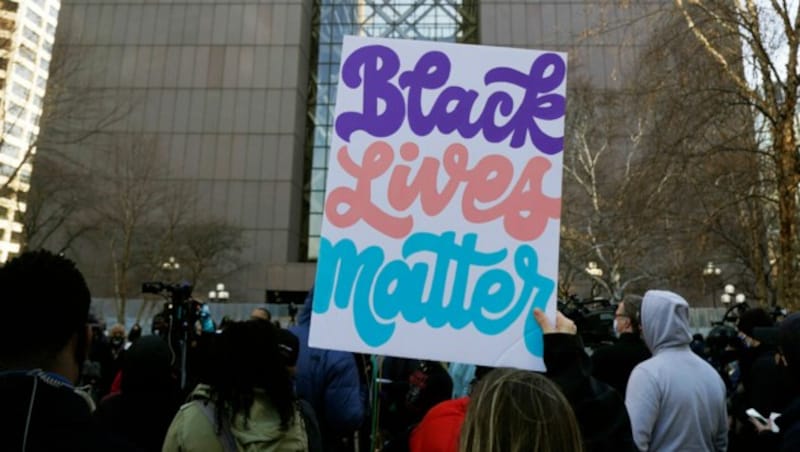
[625,290,728,452]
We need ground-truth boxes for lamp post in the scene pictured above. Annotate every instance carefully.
[208,283,230,303]
[702,261,721,308]
[720,284,746,305]
[162,256,180,282]
[586,261,604,298]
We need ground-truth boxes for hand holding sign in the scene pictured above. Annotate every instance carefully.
[311,36,567,371]
[533,308,577,335]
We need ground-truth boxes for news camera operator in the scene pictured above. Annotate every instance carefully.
[143,281,216,394]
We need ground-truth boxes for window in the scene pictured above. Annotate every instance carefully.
[7,102,25,118]
[302,0,478,259]
[3,123,23,138]
[19,170,30,184]
[36,76,47,90]
[42,40,52,53]
[19,45,36,64]
[22,26,40,45]
[13,64,34,82]
[46,23,55,36]
[49,6,59,19]
[10,231,22,244]
[11,82,30,101]
[39,57,49,72]
[0,164,16,178]
[25,8,43,27]
[32,0,46,8]
[32,94,43,109]
[0,143,20,159]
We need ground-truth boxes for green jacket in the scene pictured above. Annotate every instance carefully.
[162,384,308,452]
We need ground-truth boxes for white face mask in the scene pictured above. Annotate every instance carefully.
[613,318,620,337]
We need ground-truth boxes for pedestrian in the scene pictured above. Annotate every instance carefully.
[94,335,182,451]
[0,250,132,451]
[591,295,651,396]
[625,290,728,451]
[162,320,309,451]
[535,309,635,452]
[290,287,365,452]
[459,368,584,452]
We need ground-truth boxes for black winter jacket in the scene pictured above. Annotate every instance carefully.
[544,334,636,452]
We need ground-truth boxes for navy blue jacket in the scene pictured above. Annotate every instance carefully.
[290,289,365,450]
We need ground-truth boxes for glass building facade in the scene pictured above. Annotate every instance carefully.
[35,0,663,300]
[305,0,478,259]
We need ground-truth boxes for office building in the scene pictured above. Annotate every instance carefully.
[41,0,658,302]
[0,0,60,263]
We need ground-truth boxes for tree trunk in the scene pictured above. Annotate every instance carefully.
[775,118,800,311]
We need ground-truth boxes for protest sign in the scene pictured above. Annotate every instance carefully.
[309,36,566,370]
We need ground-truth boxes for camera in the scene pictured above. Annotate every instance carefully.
[142,281,193,302]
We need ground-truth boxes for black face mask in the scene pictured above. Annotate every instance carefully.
[110,337,124,349]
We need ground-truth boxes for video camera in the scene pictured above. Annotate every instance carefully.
[142,281,201,335]
[142,281,206,390]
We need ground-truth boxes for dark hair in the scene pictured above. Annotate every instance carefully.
[621,295,643,334]
[209,320,295,430]
[0,250,91,368]
[276,329,300,366]
[737,308,773,337]
[121,335,174,394]
[128,324,143,343]
[251,306,272,321]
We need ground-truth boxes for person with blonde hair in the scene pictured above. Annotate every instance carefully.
[459,368,583,452]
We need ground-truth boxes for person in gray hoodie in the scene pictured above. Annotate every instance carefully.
[625,290,728,452]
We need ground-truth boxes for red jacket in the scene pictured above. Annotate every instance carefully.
[409,397,469,452]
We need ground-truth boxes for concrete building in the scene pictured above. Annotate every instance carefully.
[0,0,60,263]
[40,0,657,303]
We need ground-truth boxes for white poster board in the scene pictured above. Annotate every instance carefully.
[309,36,567,370]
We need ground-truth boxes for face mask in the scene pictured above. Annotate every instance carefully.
[613,318,620,338]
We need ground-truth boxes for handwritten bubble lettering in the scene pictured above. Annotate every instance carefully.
[335,46,566,154]
[314,233,555,357]
[325,141,562,241]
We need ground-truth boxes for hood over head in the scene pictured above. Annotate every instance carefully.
[297,287,314,326]
[641,290,692,353]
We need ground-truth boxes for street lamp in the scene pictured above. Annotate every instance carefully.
[162,256,180,271]
[161,256,180,283]
[720,284,745,305]
[702,262,721,308]
[586,261,604,298]
[208,283,230,303]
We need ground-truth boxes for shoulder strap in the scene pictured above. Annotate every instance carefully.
[195,400,239,452]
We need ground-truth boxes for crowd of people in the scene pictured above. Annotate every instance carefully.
[2,249,800,451]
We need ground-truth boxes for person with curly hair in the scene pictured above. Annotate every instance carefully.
[162,320,308,451]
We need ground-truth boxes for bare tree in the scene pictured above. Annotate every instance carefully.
[20,153,96,252]
[92,135,168,324]
[561,82,676,301]
[177,220,245,291]
[669,0,800,308]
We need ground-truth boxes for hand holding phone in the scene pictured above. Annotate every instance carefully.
[747,408,781,433]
